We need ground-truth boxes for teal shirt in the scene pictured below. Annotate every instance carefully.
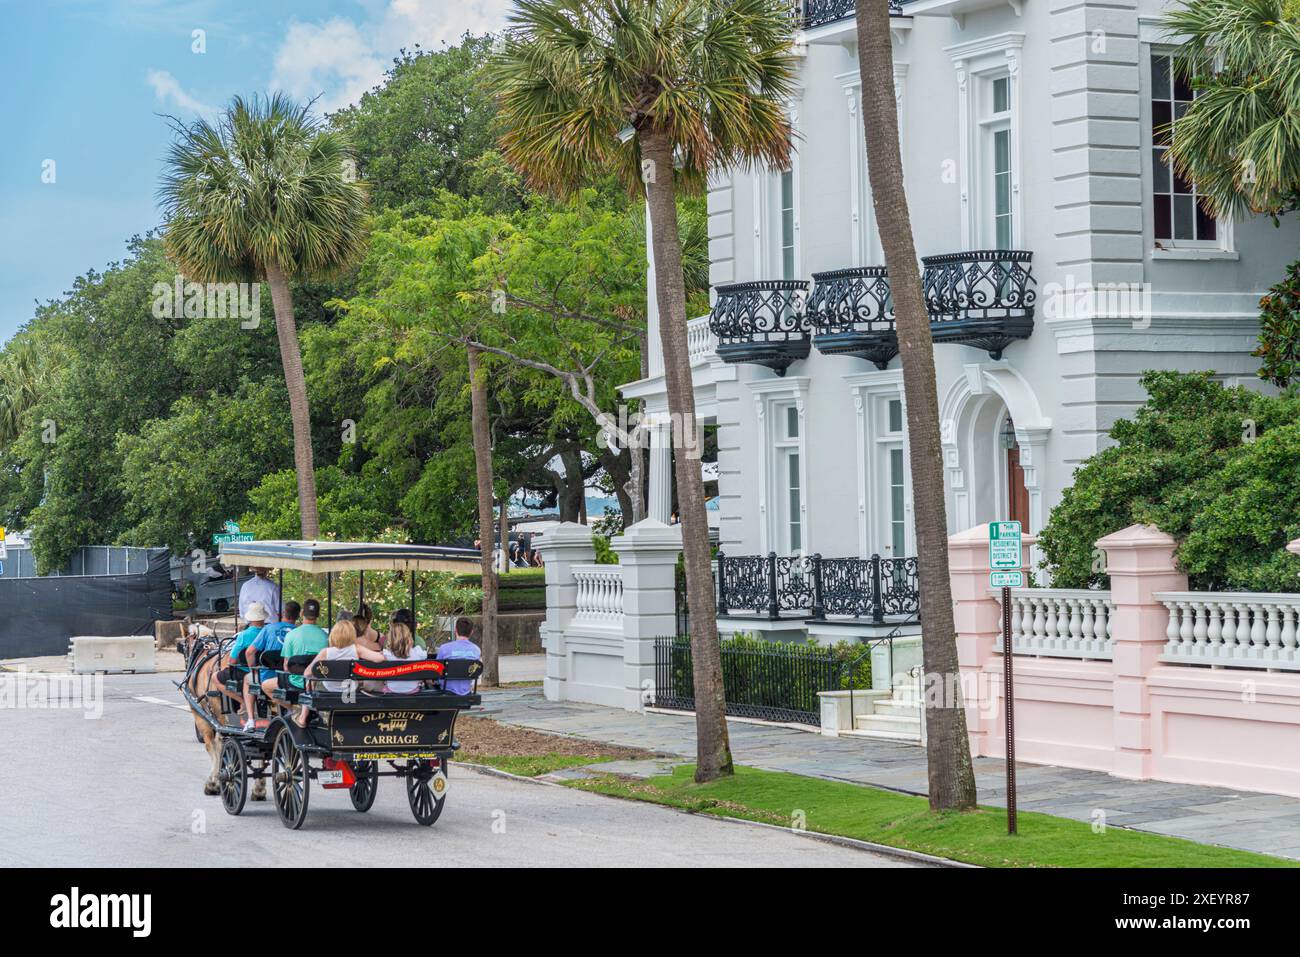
[281,623,328,688]
[227,625,262,669]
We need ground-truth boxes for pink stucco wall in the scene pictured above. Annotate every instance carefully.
[951,523,1300,799]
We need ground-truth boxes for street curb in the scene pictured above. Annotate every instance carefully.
[455,759,975,868]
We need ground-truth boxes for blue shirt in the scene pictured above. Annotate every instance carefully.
[238,575,281,621]
[227,625,263,669]
[435,638,481,695]
[252,621,294,681]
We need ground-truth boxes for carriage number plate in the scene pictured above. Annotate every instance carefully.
[318,769,345,786]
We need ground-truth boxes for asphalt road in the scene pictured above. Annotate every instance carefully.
[0,672,916,868]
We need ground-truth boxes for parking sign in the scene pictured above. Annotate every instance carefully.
[989,521,1022,569]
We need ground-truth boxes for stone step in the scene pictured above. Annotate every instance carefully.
[854,712,921,733]
[873,701,921,718]
[839,727,922,742]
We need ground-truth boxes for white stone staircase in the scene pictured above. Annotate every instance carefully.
[849,684,922,742]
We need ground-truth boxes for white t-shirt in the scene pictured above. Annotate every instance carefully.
[321,645,358,692]
[382,646,428,694]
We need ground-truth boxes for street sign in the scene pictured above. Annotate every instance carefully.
[213,532,255,546]
[0,525,6,561]
[989,521,1022,569]
[223,520,241,534]
[990,570,1024,588]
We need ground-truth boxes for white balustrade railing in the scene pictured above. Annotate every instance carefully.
[687,314,717,365]
[572,564,625,630]
[1156,592,1300,671]
[998,588,1114,659]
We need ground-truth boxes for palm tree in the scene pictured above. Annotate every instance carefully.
[0,336,53,448]
[468,345,501,686]
[855,0,977,810]
[159,94,369,538]
[1162,0,1300,221]
[491,0,799,782]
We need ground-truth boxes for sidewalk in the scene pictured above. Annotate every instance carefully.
[478,688,1300,861]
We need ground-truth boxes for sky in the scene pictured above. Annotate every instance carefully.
[0,0,513,345]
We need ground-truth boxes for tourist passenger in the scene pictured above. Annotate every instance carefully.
[296,620,386,728]
[239,601,299,731]
[216,603,267,721]
[382,621,428,694]
[238,567,280,623]
[275,599,328,693]
[436,617,481,696]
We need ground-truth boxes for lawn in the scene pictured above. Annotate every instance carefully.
[566,764,1296,868]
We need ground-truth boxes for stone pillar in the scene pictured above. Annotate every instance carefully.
[611,519,682,710]
[1097,524,1186,779]
[536,523,596,703]
[948,523,1036,757]
[646,417,674,524]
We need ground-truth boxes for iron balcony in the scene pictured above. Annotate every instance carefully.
[708,279,812,376]
[808,266,898,370]
[922,249,1036,360]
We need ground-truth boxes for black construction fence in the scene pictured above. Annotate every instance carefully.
[0,546,173,658]
[653,635,840,726]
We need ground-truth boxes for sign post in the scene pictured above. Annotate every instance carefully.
[989,521,1022,835]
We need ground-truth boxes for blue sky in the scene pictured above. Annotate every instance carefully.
[0,0,512,345]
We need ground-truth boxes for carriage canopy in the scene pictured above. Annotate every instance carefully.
[216,540,479,574]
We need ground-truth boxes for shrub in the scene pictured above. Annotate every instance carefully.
[1039,371,1300,591]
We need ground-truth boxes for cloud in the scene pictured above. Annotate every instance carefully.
[269,0,513,115]
[145,69,215,115]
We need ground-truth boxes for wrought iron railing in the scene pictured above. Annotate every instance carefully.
[802,0,904,30]
[921,250,1036,359]
[708,280,812,375]
[654,635,839,725]
[808,266,898,369]
[715,551,921,622]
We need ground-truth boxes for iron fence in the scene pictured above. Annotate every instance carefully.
[653,636,839,725]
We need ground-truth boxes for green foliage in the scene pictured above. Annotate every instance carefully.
[1039,371,1300,591]
[331,37,504,213]
[1255,259,1300,387]
[1162,0,1300,221]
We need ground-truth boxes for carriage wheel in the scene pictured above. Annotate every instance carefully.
[349,760,378,812]
[219,738,247,816]
[271,729,310,830]
[406,759,447,826]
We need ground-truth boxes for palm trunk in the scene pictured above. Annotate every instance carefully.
[264,265,320,539]
[468,345,500,686]
[641,128,733,782]
[856,0,976,810]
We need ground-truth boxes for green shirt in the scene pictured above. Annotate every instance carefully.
[281,623,329,688]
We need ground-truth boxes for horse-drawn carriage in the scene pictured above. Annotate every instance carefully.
[179,540,481,829]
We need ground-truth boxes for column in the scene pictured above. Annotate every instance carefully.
[1096,524,1186,779]
[647,416,674,524]
[611,519,683,711]
[536,522,596,703]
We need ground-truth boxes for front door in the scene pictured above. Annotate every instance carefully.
[1007,447,1029,528]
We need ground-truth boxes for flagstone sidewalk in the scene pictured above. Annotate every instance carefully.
[476,687,1300,860]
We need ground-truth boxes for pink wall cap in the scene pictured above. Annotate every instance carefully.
[949,523,1038,547]
[1095,523,1176,550]
[1287,537,1300,558]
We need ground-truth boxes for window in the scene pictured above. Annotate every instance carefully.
[776,403,802,553]
[1151,52,1217,244]
[780,171,796,279]
[981,74,1014,248]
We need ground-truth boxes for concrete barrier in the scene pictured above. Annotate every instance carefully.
[69,636,156,674]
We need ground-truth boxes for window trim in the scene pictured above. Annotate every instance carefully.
[750,377,811,556]
[845,370,913,560]
[947,32,1024,250]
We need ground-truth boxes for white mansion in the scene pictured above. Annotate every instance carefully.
[620,0,1299,643]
